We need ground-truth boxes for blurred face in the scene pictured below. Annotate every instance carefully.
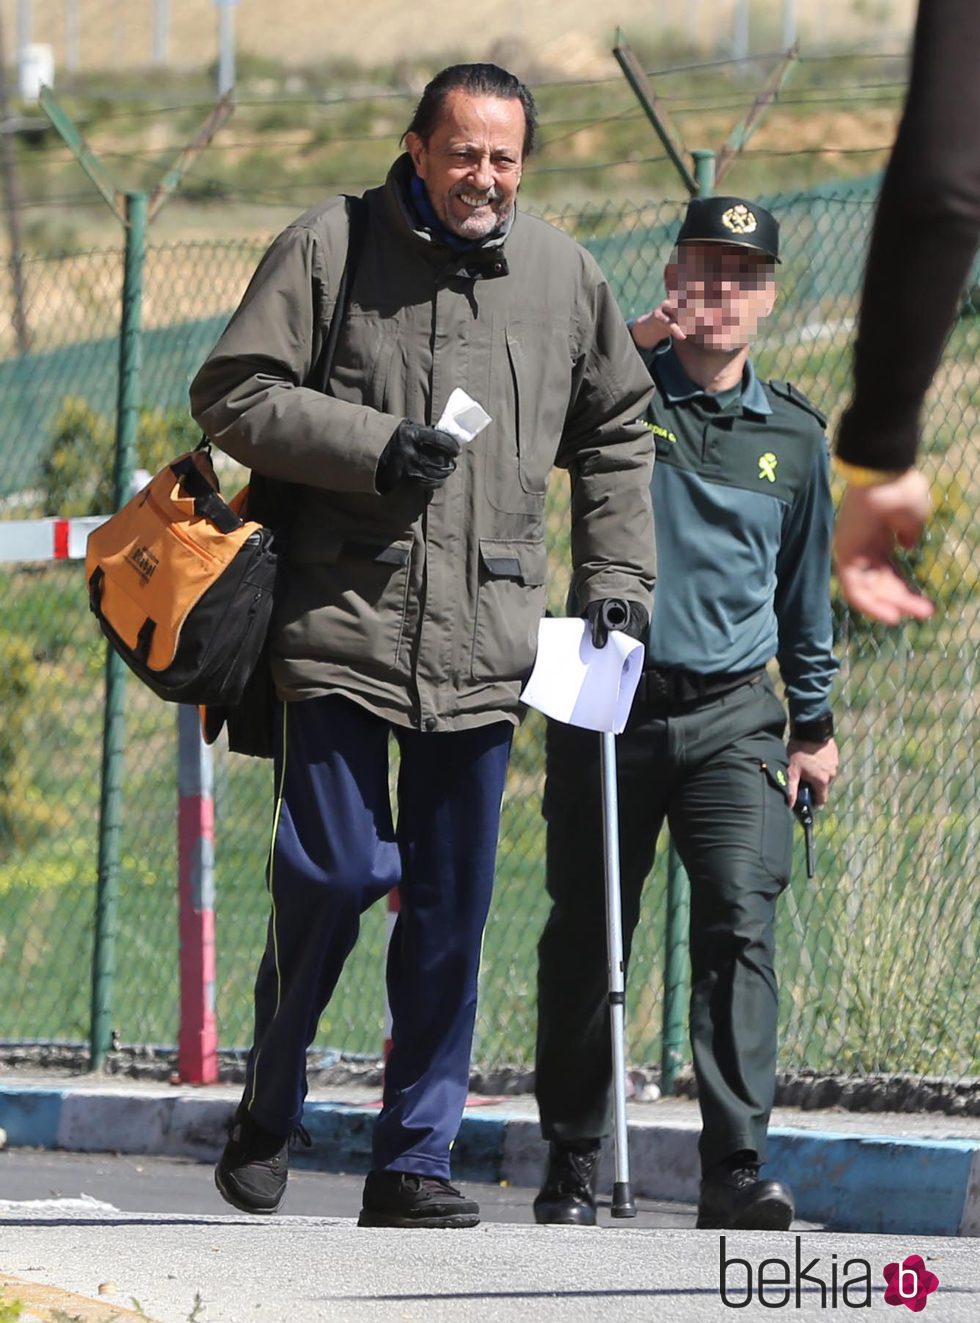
[665,242,776,351]
[405,90,525,240]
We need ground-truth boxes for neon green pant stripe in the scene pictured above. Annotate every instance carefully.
[248,703,288,1112]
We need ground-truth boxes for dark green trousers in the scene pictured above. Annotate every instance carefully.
[535,674,794,1172]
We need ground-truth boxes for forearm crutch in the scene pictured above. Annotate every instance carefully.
[600,727,637,1218]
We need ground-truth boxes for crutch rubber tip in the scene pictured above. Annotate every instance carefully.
[611,1182,637,1218]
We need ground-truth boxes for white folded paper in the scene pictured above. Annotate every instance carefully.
[520,617,645,734]
[436,388,492,443]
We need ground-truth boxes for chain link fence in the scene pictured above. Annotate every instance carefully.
[1,182,977,1098]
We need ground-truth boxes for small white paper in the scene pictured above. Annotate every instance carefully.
[520,617,645,734]
[436,388,492,443]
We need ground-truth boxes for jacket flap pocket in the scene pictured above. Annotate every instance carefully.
[288,531,345,565]
[479,538,547,586]
[344,540,411,566]
[290,531,413,567]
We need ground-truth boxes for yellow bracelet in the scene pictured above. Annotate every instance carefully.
[832,456,910,487]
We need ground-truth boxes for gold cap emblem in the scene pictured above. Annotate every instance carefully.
[722,204,757,235]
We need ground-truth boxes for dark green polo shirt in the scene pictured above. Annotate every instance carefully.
[642,343,837,724]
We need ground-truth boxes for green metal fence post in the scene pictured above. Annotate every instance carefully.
[692,148,716,198]
[115,192,146,508]
[659,149,715,1096]
[612,33,698,196]
[91,190,147,1068]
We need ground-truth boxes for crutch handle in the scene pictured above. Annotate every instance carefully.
[599,599,630,632]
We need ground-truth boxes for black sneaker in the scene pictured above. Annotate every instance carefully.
[357,1171,480,1228]
[533,1140,601,1226]
[214,1107,309,1215]
[697,1152,794,1230]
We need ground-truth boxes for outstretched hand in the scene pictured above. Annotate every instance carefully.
[833,470,934,625]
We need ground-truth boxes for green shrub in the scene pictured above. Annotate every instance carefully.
[40,396,114,517]
[0,636,45,860]
[40,397,201,516]
[135,407,200,475]
[0,1292,24,1321]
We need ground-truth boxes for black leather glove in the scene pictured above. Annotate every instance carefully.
[583,599,649,649]
[376,420,461,493]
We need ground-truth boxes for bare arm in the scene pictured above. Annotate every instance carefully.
[835,0,980,473]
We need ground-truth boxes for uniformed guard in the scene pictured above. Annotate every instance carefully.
[533,195,840,1231]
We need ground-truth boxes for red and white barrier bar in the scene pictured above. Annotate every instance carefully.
[382,886,401,1060]
[0,516,108,563]
[177,705,218,1085]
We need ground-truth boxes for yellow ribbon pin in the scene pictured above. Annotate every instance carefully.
[758,452,778,483]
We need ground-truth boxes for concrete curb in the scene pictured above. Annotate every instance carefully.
[2,1084,977,1237]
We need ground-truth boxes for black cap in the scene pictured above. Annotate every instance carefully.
[675,195,780,262]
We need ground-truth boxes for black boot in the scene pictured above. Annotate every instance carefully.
[533,1140,601,1226]
[697,1151,794,1230]
[214,1106,309,1215]
[357,1171,480,1228]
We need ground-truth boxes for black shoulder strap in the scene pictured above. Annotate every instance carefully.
[767,380,828,428]
[307,193,368,395]
[170,453,243,533]
[244,195,368,531]
[196,194,368,464]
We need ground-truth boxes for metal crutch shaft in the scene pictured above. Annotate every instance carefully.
[600,729,636,1218]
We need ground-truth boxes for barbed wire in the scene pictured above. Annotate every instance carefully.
[32,45,912,116]
[35,72,908,132]
[5,142,897,212]
[10,96,903,170]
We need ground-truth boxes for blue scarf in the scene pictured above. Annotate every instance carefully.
[409,174,486,253]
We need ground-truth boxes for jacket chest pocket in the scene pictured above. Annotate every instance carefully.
[485,322,573,514]
[329,313,399,412]
[471,537,548,682]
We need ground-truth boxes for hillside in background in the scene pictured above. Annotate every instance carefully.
[3,40,911,251]
[2,0,916,80]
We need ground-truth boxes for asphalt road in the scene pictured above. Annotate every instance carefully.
[1,1150,977,1323]
[0,1147,698,1226]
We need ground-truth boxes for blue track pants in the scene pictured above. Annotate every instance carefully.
[241,695,512,1177]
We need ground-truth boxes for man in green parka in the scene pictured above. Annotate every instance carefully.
[190,62,655,1229]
